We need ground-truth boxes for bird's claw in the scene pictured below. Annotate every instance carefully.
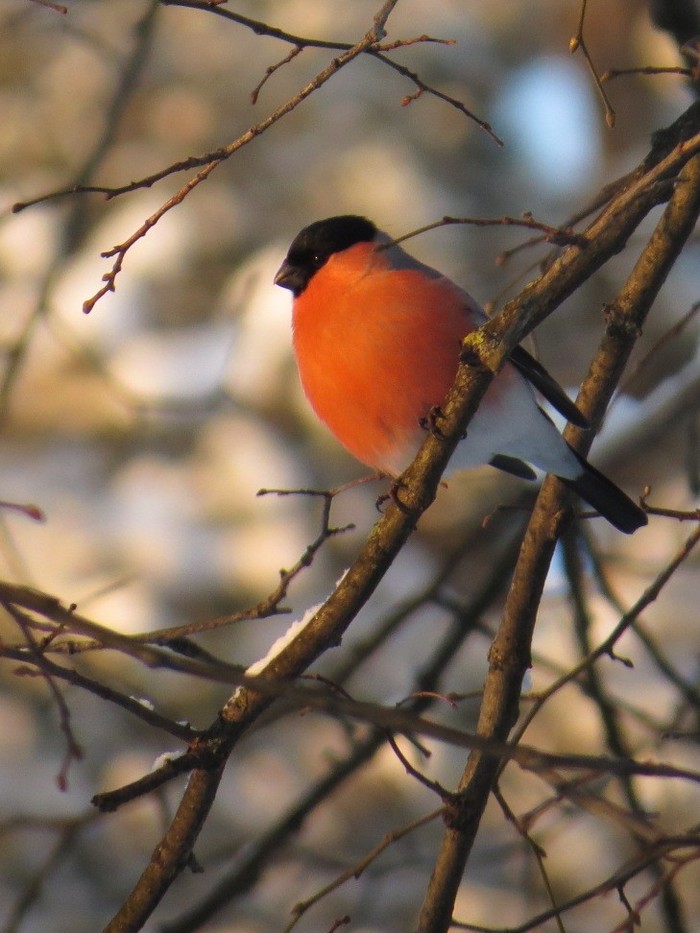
[419,405,447,439]
[376,478,412,514]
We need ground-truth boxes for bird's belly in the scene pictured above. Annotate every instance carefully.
[292,267,473,474]
[298,346,439,475]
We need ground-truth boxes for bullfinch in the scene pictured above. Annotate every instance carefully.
[274,215,647,534]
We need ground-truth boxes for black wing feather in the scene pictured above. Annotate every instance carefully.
[559,445,647,534]
[511,346,588,428]
[489,454,537,481]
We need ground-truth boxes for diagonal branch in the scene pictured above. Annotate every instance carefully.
[416,135,700,932]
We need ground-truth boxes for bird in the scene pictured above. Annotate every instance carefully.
[274,215,647,534]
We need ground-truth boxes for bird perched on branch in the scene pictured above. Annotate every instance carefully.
[274,215,646,534]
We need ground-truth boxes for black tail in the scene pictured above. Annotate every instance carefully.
[559,446,647,534]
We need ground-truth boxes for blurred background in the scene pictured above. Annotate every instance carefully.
[1,1,699,931]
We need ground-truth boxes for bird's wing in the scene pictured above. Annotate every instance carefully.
[378,232,588,429]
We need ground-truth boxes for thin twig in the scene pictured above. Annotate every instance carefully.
[451,834,700,932]
[603,65,692,81]
[284,809,443,932]
[569,0,616,126]
[28,0,67,11]
[513,524,700,748]
[387,213,586,250]
[5,605,84,790]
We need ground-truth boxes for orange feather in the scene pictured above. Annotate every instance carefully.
[292,242,480,474]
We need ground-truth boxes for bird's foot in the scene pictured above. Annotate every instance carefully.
[419,405,447,439]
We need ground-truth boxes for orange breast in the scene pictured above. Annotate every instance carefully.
[292,243,476,475]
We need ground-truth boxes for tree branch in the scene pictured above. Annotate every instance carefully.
[416,133,700,932]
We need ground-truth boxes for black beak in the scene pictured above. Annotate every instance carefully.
[274,259,306,296]
[274,260,295,290]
